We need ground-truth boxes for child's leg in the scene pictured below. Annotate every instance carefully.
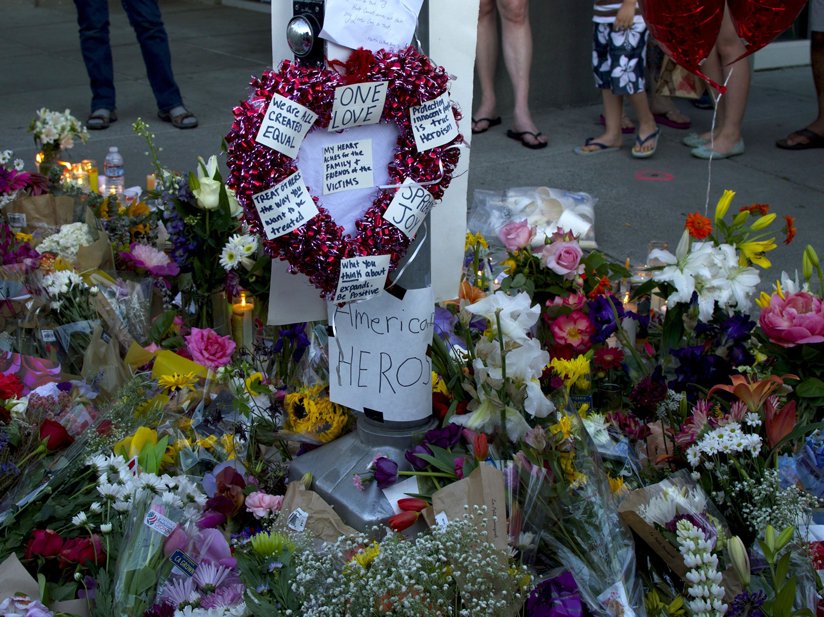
[628,90,658,154]
[577,22,625,152]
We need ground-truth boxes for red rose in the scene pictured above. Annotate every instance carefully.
[432,392,451,420]
[39,418,73,451]
[0,373,23,400]
[60,535,105,567]
[25,529,64,559]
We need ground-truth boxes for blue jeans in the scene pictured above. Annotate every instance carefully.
[73,0,183,112]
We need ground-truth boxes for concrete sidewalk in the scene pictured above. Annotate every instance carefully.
[2,0,822,277]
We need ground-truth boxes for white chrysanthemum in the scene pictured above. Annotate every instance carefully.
[71,511,88,526]
[0,150,11,164]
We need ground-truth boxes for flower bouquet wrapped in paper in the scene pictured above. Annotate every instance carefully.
[510,409,647,617]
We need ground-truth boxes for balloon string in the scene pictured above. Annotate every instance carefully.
[703,66,734,215]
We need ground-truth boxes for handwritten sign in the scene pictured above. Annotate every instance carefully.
[256,93,318,159]
[329,82,388,131]
[328,287,434,421]
[319,0,424,53]
[252,171,318,240]
[333,255,390,304]
[410,92,458,151]
[384,178,434,238]
[322,139,374,195]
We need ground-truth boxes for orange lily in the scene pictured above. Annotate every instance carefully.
[708,373,796,412]
[765,398,797,448]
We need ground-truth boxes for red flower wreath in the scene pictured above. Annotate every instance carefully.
[224,47,463,299]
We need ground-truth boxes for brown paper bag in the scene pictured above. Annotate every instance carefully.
[75,207,113,272]
[81,324,131,395]
[280,483,357,543]
[4,194,75,232]
[655,56,706,100]
[430,464,508,552]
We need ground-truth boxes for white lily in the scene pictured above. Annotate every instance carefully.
[465,291,540,344]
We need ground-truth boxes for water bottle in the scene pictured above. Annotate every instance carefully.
[103,146,124,195]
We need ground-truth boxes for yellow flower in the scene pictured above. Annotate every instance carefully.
[432,373,449,395]
[750,213,776,231]
[576,402,590,418]
[128,200,150,218]
[550,415,573,440]
[177,417,193,432]
[607,475,628,495]
[284,385,350,443]
[351,542,380,569]
[169,438,192,458]
[464,231,488,250]
[195,435,218,451]
[755,291,772,309]
[158,371,198,393]
[114,426,158,459]
[714,189,735,223]
[244,371,264,395]
[738,238,776,269]
[15,232,33,243]
[220,433,236,459]
[500,257,517,276]
[550,356,590,390]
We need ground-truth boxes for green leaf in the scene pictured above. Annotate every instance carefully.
[414,453,458,476]
[775,552,790,584]
[130,566,157,595]
[796,377,824,398]
[149,310,176,343]
[775,526,794,552]
[775,578,797,617]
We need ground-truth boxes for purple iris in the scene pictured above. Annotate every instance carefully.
[423,423,462,449]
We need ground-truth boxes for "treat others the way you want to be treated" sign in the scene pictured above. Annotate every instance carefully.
[328,287,434,421]
[252,170,319,240]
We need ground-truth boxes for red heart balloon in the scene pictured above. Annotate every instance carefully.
[639,0,727,92]
[728,0,809,62]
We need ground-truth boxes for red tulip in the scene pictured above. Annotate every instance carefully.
[397,498,428,513]
[388,510,419,532]
[25,529,64,559]
[39,419,73,451]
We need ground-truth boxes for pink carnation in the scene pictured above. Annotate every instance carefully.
[541,239,583,277]
[498,219,536,251]
[185,327,236,369]
[759,291,824,347]
[245,491,284,519]
[120,243,180,277]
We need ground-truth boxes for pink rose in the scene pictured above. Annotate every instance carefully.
[546,292,587,312]
[541,240,583,277]
[498,220,536,251]
[759,291,824,347]
[245,491,284,519]
[185,327,236,369]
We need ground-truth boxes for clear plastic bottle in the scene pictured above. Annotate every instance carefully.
[103,146,124,195]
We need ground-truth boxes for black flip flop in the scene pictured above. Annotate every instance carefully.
[86,109,117,130]
[506,129,548,150]
[776,128,824,150]
[471,116,502,134]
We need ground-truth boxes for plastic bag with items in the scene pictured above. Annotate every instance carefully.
[469,187,597,249]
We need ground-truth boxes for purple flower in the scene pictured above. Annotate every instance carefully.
[200,583,245,609]
[587,294,624,343]
[372,455,398,489]
[119,243,180,277]
[728,590,766,617]
[404,443,433,471]
[197,510,227,529]
[423,423,462,449]
[454,457,465,479]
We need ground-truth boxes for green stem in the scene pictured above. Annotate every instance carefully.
[398,470,455,479]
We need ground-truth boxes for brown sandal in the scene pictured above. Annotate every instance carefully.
[157,107,198,129]
[86,109,117,130]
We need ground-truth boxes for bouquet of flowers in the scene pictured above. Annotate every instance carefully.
[28,108,88,154]
[0,150,46,209]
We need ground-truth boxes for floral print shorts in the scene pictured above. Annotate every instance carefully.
[592,22,649,95]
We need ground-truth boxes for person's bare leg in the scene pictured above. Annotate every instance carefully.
[472,0,499,132]
[498,0,546,145]
[697,46,723,142]
[780,31,824,145]
[578,90,624,152]
[710,5,750,153]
